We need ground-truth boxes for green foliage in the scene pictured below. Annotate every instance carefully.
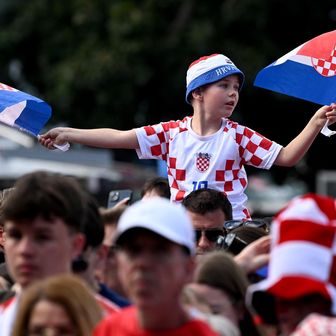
[0,0,334,139]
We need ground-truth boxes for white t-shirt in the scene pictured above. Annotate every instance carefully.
[0,296,18,336]
[136,116,282,220]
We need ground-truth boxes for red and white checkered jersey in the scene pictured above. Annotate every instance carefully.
[135,116,282,220]
[291,313,336,336]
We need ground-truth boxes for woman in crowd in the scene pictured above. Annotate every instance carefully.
[12,274,103,336]
[185,251,264,336]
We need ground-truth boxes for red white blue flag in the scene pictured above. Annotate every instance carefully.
[254,30,336,106]
[0,83,51,137]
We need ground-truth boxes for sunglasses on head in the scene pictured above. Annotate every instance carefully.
[195,229,224,243]
[223,219,269,232]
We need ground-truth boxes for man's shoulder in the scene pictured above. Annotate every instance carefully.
[94,306,136,335]
[179,318,219,336]
[94,293,121,315]
[94,309,219,336]
[141,116,191,133]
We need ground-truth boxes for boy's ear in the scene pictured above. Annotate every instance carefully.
[191,88,203,102]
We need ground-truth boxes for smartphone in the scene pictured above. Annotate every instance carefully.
[107,189,133,208]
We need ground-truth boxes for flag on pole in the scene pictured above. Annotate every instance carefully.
[254,30,336,106]
[0,83,52,137]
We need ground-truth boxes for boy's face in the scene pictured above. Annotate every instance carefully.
[201,75,240,118]
[4,216,84,289]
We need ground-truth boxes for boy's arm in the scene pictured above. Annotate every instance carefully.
[274,103,336,167]
[38,127,139,150]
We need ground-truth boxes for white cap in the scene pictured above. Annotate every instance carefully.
[114,197,196,255]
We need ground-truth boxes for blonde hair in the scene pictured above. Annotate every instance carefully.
[12,274,103,336]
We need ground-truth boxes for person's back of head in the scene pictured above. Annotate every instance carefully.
[72,194,105,274]
[182,188,232,220]
[221,226,267,256]
[194,251,248,300]
[82,195,105,251]
[141,176,170,199]
[12,273,103,336]
[2,171,86,233]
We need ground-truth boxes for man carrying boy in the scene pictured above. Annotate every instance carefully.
[39,53,336,219]
[182,188,232,257]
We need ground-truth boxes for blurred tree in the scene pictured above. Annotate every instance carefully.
[0,0,335,188]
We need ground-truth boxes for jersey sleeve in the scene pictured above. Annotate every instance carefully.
[234,124,282,169]
[135,121,175,161]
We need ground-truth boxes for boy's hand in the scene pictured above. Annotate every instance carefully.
[38,127,69,149]
[312,103,336,129]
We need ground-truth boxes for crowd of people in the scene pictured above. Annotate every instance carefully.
[0,172,336,336]
[1,52,336,335]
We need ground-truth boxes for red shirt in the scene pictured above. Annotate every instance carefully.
[94,306,219,336]
[94,293,120,315]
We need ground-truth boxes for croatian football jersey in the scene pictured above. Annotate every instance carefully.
[135,116,282,220]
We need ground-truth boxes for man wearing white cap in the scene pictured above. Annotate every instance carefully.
[94,197,218,336]
[246,193,336,336]
[39,54,336,220]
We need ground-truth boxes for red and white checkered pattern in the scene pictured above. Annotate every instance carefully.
[292,313,336,336]
[248,193,336,320]
[196,153,211,172]
[135,116,282,220]
[312,45,336,77]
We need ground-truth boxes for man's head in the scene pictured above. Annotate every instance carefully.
[114,197,195,310]
[141,176,170,200]
[185,53,244,104]
[247,193,336,335]
[182,188,232,256]
[95,205,127,293]
[72,194,104,279]
[2,171,86,289]
[0,187,14,263]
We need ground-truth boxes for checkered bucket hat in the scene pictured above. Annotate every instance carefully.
[246,193,336,324]
[185,53,245,104]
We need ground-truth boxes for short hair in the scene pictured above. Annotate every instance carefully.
[224,226,267,255]
[82,194,104,249]
[182,188,232,220]
[194,251,260,336]
[11,274,103,336]
[2,171,86,233]
[141,177,170,199]
[0,187,14,228]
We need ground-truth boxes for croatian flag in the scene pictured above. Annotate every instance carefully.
[254,30,336,106]
[0,83,51,137]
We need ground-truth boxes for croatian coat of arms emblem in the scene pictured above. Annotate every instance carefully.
[196,153,211,172]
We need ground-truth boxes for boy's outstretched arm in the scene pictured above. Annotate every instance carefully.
[274,103,336,167]
[38,127,139,150]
